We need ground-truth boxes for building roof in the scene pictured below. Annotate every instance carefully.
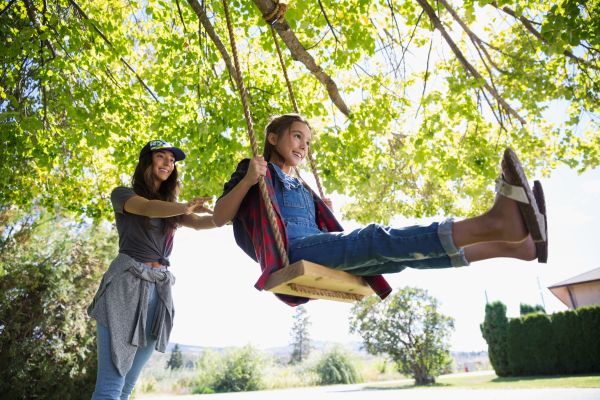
[548,267,600,289]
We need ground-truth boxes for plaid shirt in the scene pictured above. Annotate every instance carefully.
[222,159,392,306]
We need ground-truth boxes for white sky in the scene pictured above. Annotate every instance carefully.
[167,163,600,352]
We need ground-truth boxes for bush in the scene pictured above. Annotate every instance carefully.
[522,313,557,374]
[480,301,510,376]
[192,385,215,394]
[193,350,220,393]
[507,318,528,375]
[0,209,117,399]
[505,305,600,376]
[552,310,586,374]
[314,347,360,385]
[508,313,557,375]
[578,306,600,372]
[213,346,264,393]
[519,303,545,316]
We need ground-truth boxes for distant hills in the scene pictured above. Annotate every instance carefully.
[164,342,489,371]
[165,340,366,356]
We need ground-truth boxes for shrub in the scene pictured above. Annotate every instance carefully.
[212,346,264,393]
[0,210,117,399]
[507,314,559,375]
[507,306,600,376]
[578,306,600,372]
[314,347,360,385]
[507,318,528,375]
[519,303,545,316]
[480,301,510,376]
[192,385,215,394]
[193,350,220,393]
[521,313,557,374]
[552,310,585,374]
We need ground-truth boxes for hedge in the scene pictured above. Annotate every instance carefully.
[483,304,600,376]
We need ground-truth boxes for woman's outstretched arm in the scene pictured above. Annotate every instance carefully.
[124,196,211,218]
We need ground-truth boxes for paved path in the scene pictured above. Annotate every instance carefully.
[138,382,600,400]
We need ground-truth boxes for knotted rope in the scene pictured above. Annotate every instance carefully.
[262,0,287,25]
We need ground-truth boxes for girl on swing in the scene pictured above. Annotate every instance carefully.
[213,114,547,304]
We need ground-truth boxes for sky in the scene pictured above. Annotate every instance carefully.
[167,162,600,352]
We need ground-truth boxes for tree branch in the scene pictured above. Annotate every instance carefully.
[252,0,351,117]
[0,0,16,17]
[23,0,57,59]
[415,37,433,118]
[317,0,339,44]
[68,0,159,102]
[492,2,599,71]
[437,0,505,73]
[415,0,525,125]
[175,0,188,33]
[187,0,238,90]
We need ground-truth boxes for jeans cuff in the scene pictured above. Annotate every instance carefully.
[438,218,469,267]
[450,249,470,267]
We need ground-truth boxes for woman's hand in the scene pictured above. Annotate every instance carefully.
[323,197,333,210]
[185,197,212,214]
[242,156,267,186]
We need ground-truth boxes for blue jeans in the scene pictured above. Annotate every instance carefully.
[92,281,159,400]
[288,220,469,276]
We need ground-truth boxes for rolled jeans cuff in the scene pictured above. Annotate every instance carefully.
[437,218,469,268]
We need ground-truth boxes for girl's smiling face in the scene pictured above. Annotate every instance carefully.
[151,149,176,187]
[268,121,312,173]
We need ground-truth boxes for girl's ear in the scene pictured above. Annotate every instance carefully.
[267,132,278,146]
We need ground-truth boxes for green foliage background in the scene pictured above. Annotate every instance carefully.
[1,0,598,223]
[0,207,117,399]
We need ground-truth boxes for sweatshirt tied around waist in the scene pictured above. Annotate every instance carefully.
[87,253,175,376]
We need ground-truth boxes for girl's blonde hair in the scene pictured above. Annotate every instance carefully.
[262,113,311,162]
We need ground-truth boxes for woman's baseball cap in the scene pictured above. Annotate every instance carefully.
[139,139,186,161]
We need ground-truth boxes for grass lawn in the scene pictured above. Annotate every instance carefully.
[364,371,600,390]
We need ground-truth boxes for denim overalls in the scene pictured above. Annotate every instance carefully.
[270,164,469,276]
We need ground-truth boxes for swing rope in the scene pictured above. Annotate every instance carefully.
[222,0,289,268]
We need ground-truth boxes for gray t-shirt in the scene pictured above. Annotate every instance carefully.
[111,187,174,266]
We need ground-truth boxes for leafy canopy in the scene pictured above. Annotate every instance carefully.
[1,0,598,222]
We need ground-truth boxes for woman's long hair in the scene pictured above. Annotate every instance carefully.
[131,151,181,231]
[262,113,311,162]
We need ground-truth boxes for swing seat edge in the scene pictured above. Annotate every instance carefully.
[264,260,374,303]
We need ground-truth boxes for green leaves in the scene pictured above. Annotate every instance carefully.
[350,287,454,385]
[0,207,118,397]
[1,0,598,222]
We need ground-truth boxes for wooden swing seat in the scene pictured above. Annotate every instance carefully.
[264,260,374,303]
